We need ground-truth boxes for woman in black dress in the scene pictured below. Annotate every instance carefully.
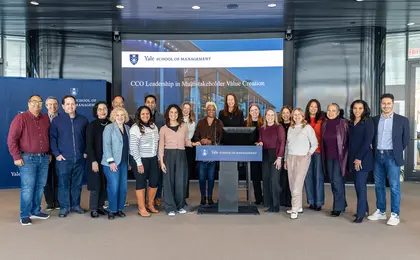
[218,93,246,181]
[278,105,293,208]
[86,101,111,218]
[245,103,264,205]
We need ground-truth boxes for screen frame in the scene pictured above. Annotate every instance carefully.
[112,32,293,107]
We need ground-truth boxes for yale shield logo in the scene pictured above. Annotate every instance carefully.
[70,88,78,96]
[201,149,208,157]
[130,54,139,65]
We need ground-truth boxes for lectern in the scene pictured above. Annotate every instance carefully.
[196,127,262,215]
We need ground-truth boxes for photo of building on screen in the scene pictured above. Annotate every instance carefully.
[122,40,279,121]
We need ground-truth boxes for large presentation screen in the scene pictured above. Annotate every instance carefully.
[121,38,283,120]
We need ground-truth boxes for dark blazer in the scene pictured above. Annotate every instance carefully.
[372,113,410,166]
[321,118,349,176]
[86,118,110,190]
[348,118,374,173]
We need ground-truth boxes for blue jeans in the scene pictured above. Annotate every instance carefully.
[373,151,401,215]
[103,163,128,213]
[198,161,216,198]
[19,154,49,219]
[304,152,324,206]
[56,158,86,210]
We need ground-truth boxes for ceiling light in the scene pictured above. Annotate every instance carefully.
[268,3,277,8]
[356,0,364,2]
[30,1,39,5]
[407,22,415,26]
[192,5,200,10]
[116,4,124,9]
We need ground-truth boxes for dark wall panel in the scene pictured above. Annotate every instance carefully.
[28,30,112,84]
[294,28,380,117]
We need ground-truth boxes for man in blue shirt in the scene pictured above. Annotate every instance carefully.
[50,95,89,218]
[368,93,410,226]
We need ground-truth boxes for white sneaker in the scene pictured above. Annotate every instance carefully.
[178,208,187,214]
[367,209,387,221]
[386,213,400,226]
[290,212,298,219]
[287,208,303,214]
[168,211,176,216]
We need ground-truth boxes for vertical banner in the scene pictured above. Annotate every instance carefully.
[0,77,108,189]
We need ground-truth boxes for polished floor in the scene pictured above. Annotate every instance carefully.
[1,182,420,260]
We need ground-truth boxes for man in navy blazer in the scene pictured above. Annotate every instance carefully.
[368,93,410,226]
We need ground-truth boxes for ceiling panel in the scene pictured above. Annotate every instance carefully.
[0,0,419,35]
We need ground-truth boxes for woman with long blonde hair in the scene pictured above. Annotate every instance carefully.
[284,108,318,219]
[246,104,264,204]
[256,108,285,212]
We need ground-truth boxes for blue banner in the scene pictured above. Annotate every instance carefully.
[0,77,108,189]
[196,145,262,162]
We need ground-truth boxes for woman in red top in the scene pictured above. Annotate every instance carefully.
[304,99,325,211]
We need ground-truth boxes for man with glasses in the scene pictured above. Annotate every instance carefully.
[44,96,60,211]
[8,95,51,226]
[50,95,89,218]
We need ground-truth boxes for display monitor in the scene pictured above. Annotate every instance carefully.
[222,127,257,146]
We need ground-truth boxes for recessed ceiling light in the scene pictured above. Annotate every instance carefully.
[407,22,415,26]
[356,0,364,2]
[268,3,277,8]
[192,5,200,10]
[116,4,124,9]
[30,1,39,5]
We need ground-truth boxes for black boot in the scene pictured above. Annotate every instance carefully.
[208,196,214,205]
[200,197,206,206]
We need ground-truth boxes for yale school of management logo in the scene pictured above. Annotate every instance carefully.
[130,54,139,65]
[70,88,78,96]
[201,149,208,157]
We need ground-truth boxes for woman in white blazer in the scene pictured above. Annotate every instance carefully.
[102,107,130,220]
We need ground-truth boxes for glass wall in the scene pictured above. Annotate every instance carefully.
[385,31,420,181]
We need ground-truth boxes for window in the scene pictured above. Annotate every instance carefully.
[385,33,406,86]
[4,36,26,77]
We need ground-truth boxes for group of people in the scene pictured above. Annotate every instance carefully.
[256,93,408,225]
[7,92,409,227]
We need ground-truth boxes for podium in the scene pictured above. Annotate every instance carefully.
[196,145,262,215]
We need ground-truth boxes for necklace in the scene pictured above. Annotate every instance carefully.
[100,120,109,126]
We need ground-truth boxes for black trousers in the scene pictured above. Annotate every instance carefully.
[163,149,187,213]
[326,159,347,212]
[133,156,160,190]
[44,158,59,206]
[250,162,263,203]
[262,149,281,209]
[280,163,292,207]
[185,147,196,198]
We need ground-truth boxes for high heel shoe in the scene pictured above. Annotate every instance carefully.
[207,197,214,205]
[353,216,364,223]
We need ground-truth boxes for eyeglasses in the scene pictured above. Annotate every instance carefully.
[30,100,43,105]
